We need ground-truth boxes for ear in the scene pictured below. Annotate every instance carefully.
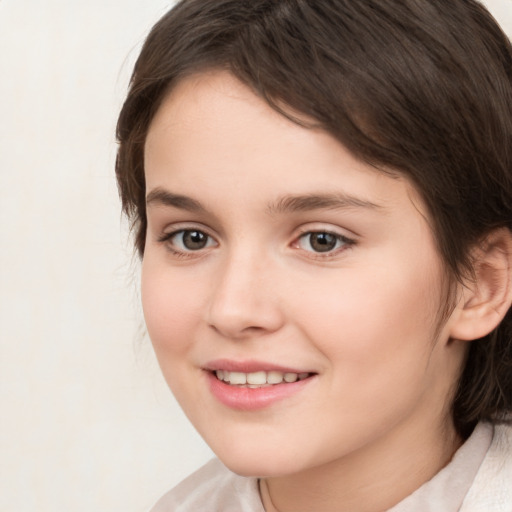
[449,228,512,341]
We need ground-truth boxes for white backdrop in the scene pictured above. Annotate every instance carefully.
[0,1,511,511]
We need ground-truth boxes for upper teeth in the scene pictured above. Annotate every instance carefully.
[215,370,310,386]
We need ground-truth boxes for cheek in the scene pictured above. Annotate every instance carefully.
[293,255,442,379]
[141,259,204,356]
[292,266,444,440]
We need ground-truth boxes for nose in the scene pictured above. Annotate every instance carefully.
[206,251,285,340]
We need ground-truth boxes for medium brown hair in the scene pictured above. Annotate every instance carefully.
[116,0,512,438]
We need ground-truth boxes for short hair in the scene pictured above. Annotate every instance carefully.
[116,0,512,438]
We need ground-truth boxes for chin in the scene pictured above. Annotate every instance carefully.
[219,457,295,478]
[210,441,308,478]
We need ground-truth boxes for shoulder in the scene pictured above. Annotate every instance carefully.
[149,458,264,512]
[461,422,512,512]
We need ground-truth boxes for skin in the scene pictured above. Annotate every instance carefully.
[142,71,469,512]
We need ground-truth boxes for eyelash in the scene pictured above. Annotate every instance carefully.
[294,230,356,258]
[157,228,356,259]
[158,229,217,259]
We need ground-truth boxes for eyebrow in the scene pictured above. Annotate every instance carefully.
[146,188,208,213]
[146,187,384,215]
[267,193,384,214]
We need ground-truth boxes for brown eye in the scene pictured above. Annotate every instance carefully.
[308,233,337,252]
[165,229,216,252]
[297,232,350,254]
[182,230,209,250]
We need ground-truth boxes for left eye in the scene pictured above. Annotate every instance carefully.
[167,229,216,251]
[297,232,349,253]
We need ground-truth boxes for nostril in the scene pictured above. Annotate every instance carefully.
[207,317,279,339]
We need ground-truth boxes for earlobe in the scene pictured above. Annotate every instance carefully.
[449,228,512,342]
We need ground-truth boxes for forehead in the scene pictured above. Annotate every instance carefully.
[146,70,315,163]
[144,70,426,219]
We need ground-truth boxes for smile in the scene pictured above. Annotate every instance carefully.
[205,366,317,411]
[215,370,311,387]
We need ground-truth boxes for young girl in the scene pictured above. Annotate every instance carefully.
[116,1,512,510]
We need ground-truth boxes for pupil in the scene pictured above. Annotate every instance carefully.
[310,233,336,252]
[183,231,207,250]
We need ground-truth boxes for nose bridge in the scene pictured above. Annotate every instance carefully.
[206,243,283,338]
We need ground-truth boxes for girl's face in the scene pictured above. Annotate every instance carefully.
[142,71,466,479]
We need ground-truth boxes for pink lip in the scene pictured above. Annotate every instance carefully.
[203,358,311,374]
[203,361,316,411]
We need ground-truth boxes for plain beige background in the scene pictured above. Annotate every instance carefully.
[0,1,511,511]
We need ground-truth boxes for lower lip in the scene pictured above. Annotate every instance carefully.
[205,371,315,411]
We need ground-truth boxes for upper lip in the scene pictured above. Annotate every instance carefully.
[203,359,314,374]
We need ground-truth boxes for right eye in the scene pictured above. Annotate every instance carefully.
[160,229,217,253]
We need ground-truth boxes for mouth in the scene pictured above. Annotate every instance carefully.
[212,369,313,388]
[203,363,317,410]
